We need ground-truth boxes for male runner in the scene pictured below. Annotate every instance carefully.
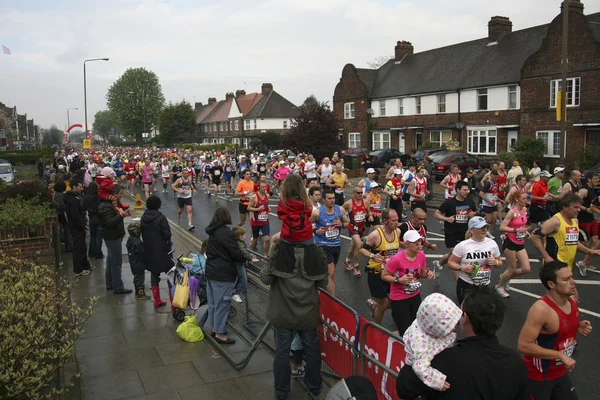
[311,190,349,296]
[342,186,368,276]
[530,170,554,228]
[401,163,416,220]
[440,164,461,200]
[202,158,212,195]
[223,156,234,197]
[359,208,401,324]
[170,159,183,196]
[399,208,436,251]
[327,163,351,206]
[407,166,428,212]
[560,170,582,199]
[248,182,271,257]
[575,172,600,276]
[547,167,565,215]
[172,169,196,230]
[433,181,477,278]
[317,157,333,192]
[358,168,377,195]
[304,154,317,184]
[518,260,593,400]
[209,160,224,203]
[531,193,600,282]
[235,169,255,227]
[480,170,500,228]
[365,182,383,232]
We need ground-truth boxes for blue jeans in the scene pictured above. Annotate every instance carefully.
[234,263,247,296]
[206,279,235,334]
[88,219,103,258]
[104,238,124,291]
[273,326,321,397]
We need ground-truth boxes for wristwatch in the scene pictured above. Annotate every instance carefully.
[513,228,517,233]
[394,277,400,284]
[458,265,463,272]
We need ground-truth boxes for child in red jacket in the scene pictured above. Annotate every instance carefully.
[97,167,130,214]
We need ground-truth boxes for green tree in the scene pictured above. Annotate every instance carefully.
[92,110,117,143]
[502,138,546,172]
[0,109,17,140]
[281,101,342,162]
[302,95,318,108]
[68,130,85,143]
[157,101,195,146]
[106,67,165,144]
[259,132,282,149]
[42,125,63,146]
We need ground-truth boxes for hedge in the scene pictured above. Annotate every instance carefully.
[0,147,55,165]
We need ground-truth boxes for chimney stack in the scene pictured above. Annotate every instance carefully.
[488,16,512,42]
[208,97,217,104]
[225,92,235,100]
[261,83,273,95]
[561,0,584,15]
[394,41,413,62]
[194,102,203,110]
[236,90,246,98]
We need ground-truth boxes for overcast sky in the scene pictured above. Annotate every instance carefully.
[0,0,597,130]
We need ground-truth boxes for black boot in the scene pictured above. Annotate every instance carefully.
[136,285,151,300]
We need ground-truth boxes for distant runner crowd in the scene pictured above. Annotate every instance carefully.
[46,145,594,400]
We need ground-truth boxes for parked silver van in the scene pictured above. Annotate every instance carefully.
[0,163,16,184]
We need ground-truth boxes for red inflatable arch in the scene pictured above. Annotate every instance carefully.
[66,124,83,133]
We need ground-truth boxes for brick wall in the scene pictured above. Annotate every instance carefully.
[333,64,371,149]
[0,217,55,258]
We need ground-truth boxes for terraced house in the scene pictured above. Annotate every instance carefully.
[195,83,300,147]
[334,0,600,168]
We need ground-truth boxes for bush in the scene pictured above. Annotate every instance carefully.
[0,254,97,399]
[577,146,600,171]
[509,138,546,170]
[0,181,51,205]
[0,197,54,234]
[418,140,437,150]
[498,151,518,166]
[443,139,461,151]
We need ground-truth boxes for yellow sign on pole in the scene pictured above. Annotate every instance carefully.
[83,139,91,149]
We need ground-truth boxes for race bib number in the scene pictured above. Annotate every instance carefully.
[403,280,422,295]
[372,203,381,210]
[260,166,266,172]
[396,189,402,195]
[516,231,526,241]
[455,207,469,223]
[556,338,577,365]
[145,174,151,180]
[183,189,191,197]
[354,212,366,223]
[257,212,269,221]
[226,167,231,172]
[335,188,344,195]
[325,225,339,239]
[471,265,491,286]
[565,227,578,246]
[214,170,221,176]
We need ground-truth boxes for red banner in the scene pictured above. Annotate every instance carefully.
[318,291,359,378]
[359,316,407,400]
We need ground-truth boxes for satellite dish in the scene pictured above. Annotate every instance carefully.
[367,108,374,115]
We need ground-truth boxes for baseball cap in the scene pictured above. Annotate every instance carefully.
[403,230,423,243]
[553,167,565,174]
[540,170,552,178]
[370,182,379,188]
[394,169,403,175]
[366,168,376,174]
[468,216,489,229]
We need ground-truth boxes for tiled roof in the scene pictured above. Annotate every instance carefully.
[245,91,300,119]
[196,102,219,124]
[356,68,378,96]
[236,93,263,116]
[201,101,225,123]
[207,98,233,123]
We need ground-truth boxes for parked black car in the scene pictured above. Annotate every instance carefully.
[414,148,450,163]
[369,149,403,169]
[430,151,490,181]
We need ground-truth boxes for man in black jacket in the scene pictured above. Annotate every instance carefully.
[396,287,529,400]
[65,178,92,276]
[98,185,132,294]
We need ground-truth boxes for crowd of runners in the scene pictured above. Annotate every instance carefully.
[47,145,596,400]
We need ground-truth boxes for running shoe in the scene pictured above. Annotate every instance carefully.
[291,366,305,378]
[75,269,91,276]
[432,260,441,278]
[366,298,376,318]
[496,219,501,226]
[188,224,195,231]
[439,220,444,230]
[495,285,510,298]
[154,188,157,192]
[575,261,587,277]
[177,214,181,224]
[584,261,596,270]
[89,264,97,271]
[401,214,407,220]
[486,232,495,240]
[343,260,354,271]
[499,273,511,291]
[353,267,361,276]
[232,294,243,303]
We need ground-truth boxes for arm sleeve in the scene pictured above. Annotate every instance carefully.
[395,365,437,399]
[225,232,246,262]
[99,206,123,228]
[66,198,85,230]
[238,241,255,261]
[160,215,172,242]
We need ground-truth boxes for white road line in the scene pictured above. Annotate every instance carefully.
[428,231,445,237]
[510,279,600,285]
[509,287,600,318]
[586,269,600,275]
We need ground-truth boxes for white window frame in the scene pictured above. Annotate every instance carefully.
[379,100,386,117]
[245,120,250,130]
[283,120,288,129]
[232,138,240,145]
[344,102,355,119]
[348,132,360,148]
[429,130,453,148]
[219,122,224,131]
[467,128,497,155]
[234,120,239,131]
[508,85,518,109]
[550,78,580,108]
[536,130,561,158]
[415,96,421,115]
[437,94,446,113]
[229,121,233,131]
[253,119,257,129]
[372,131,390,150]
[477,89,488,111]
[398,98,404,115]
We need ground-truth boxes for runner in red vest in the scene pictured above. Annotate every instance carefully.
[408,167,429,212]
[441,164,461,200]
[342,186,368,276]
[519,260,592,400]
[248,181,271,257]
[496,161,509,224]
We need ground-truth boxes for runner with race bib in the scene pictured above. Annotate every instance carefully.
[248,182,271,257]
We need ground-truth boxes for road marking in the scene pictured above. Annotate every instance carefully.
[509,287,600,318]
[510,279,600,285]
[428,231,445,237]
[586,268,600,275]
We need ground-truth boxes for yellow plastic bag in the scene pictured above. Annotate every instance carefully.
[176,315,205,342]
[172,269,189,309]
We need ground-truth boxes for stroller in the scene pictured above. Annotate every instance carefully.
[167,252,207,322]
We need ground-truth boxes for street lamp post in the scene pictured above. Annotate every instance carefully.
[66,107,78,128]
[83,58,109,141]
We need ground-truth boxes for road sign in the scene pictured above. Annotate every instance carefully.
[83,139,91,149]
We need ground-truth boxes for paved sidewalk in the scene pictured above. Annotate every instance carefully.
[64,197,314,400]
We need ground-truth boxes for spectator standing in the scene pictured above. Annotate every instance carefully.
[53,180,72,252]
[98,185,132,294]
[507,161,523,186]
[83,182,103,259]
[65,178,93,276]
[530,160,542,182]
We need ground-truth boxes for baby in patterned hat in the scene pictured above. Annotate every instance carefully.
[402,293,462,392]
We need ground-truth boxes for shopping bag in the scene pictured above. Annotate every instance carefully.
[188,276,200,310]
[176,315,205,342]
[172,269,189,309]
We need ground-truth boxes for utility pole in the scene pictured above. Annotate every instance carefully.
[559,1,569,165]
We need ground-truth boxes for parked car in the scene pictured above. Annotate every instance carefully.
[369,149,403,169]
[414,148,449,163]
[430,152,489,181]
[0,162,16,184]
[270,149,296,161]
[342,147,369,159]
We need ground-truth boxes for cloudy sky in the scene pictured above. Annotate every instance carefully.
[0,0,597,130]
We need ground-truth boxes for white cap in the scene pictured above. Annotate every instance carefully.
[370,182,379,189]
[403,230,423,243]
[553,167,565,174]
[394,169,403,175]
[540,170,552,178]
[366,168,376,174]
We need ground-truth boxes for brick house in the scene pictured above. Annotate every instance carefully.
[0,102,40,150]
[195,83,300,147]
[333,0,600,169]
